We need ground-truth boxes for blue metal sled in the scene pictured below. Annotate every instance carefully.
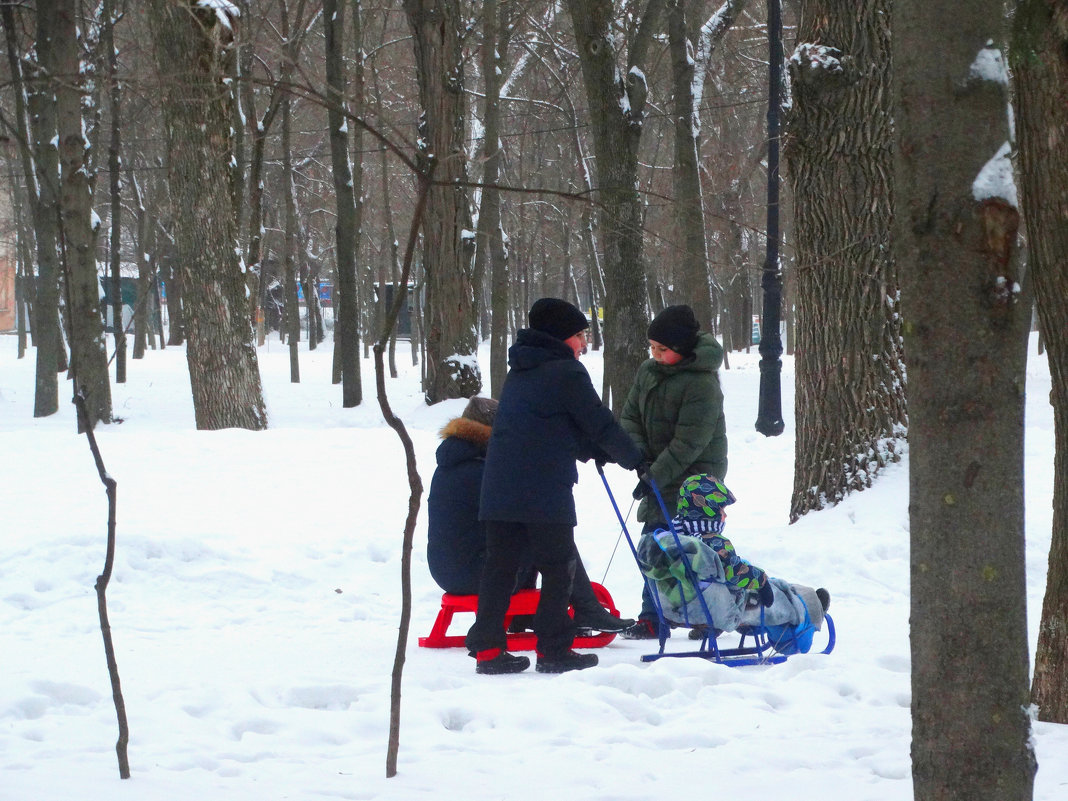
[597,466,835,667]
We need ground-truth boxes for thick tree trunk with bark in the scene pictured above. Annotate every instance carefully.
[566,0,662,410]
[147,0,266,431]
[403,0,481,403]
[785,0,906,521]
[1011,0,1068,724]
[894,3,1036,798]
[55,0,112,429]
[667,0,712,329]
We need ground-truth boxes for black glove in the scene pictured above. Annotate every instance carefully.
[758,581,775,608]
[632,462,654,499]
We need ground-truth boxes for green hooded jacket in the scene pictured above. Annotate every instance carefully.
[620,332,727,524]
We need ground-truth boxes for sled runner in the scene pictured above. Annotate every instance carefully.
[418,583,621,651]
[597,466,835,666]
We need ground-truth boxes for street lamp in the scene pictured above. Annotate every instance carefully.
[755,0,785,437]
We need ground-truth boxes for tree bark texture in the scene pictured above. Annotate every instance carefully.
[786,0,906,520]
[55,0,112,429]
[103,0,126,384]
[893,2,1036,798]
[324,0,362,406]
[147,0,267,431]
[403,0,481,403]
[667,0,713,329]
[1011,0,1068,724]
[478,0,511,399]
[566,0,660,411]
[22,0,63,417]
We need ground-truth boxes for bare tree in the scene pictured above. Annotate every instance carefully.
[4,0,65,416]
[565,0,663,409]
[147,0,267,430]
[54,0,112,429]
[324,0,363,405]
[403,0,481,403]
[1011,0,1068,724]
[894,5,1036,798]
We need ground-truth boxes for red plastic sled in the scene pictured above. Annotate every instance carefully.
[418,582,620,650]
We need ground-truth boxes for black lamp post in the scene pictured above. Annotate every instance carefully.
[755,0,785,437]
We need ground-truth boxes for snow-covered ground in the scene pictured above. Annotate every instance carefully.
[1,331,1065,801]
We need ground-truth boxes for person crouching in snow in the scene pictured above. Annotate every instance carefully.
[638,474,830,647]
[465,298,646,675]
[426,395,635,634]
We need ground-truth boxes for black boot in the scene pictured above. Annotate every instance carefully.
[572,606,635,633]
[536,650,598,673]
[816,588,831,613]
[476,651,530,675]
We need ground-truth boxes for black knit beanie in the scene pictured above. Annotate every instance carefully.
[648,305,700,355]
[528,297,589,341]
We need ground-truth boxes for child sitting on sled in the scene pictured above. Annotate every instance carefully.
[637,474,830,650]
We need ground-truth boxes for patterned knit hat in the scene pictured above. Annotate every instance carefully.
[674,474,736,536]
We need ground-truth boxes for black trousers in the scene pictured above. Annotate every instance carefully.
[466,521,577,657]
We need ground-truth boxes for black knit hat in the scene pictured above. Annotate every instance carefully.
[648,305,700,355]
[528,297,589,341]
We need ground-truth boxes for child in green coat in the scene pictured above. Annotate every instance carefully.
[620,304,728,638]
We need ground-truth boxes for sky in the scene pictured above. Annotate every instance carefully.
[1,330,1065,801]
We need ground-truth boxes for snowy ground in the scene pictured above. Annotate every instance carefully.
[1,331,1065,801]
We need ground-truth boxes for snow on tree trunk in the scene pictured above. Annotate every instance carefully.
[894,3,1036,798]
[147,0,267,431]
[404,0,481,403]
[55,0,112,430]
[785,0,906,521]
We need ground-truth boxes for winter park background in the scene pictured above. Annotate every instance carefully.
[2,331,1066,801]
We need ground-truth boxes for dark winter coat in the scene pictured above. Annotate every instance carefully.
[479,328,644,526]
[426,417,491,595]
[620,332,728,524]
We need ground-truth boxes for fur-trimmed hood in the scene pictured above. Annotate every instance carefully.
[439,416,492,448]
[435,416,492,469]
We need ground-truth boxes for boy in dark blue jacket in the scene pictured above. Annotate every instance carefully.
[466,298,645,675]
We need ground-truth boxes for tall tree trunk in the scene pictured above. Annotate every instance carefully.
[103,0,125,384]
[786,0,906,520]
[565,0,663,410]
[403,0,481,403]
[147,0,267,430]
[894,5,1036,799]
[127,170,153,359]
[11,0,63,416]
[667,0,710,328]
[324,0,362,405]
[54,0,111,430]
[1011,0,1068,724]
[480,0,511,399]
